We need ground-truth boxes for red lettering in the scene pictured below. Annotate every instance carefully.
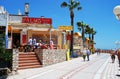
[22,17,52,24]
[37,18,41,23]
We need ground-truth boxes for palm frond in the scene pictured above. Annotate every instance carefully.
[73,1,80,8]
[78,6,82,10]
[77,22,81,26]
[93,31,97,35]
[61,2,68,8]
[78,27,81,31]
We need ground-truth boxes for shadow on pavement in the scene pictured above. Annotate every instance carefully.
[116,74,120,77]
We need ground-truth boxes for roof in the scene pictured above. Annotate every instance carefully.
[74,32,81,36]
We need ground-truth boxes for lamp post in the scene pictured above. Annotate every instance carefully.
[113,6,120,49]
[113,5,120,20]
[25,3,29,16]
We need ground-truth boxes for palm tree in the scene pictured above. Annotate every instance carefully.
[85,25,92,40]
[85,26,94,49]
[61,0,82,54]
[84,26,96,53]
[90,28,96,53]
[77,21,87,46]
[91,28,96,41]
[88,28,96,49]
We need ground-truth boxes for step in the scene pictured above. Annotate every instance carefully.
[19,52,35,54]
[19,53,36,56]
[19,60,38,64]
[19,54,36,58]
[19,57,38,60]
[19,52,35,55]
[18,65,42,70]
[19,62,40,67]
[18,52,42,70]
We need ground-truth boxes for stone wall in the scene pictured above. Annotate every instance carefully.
[12,49,19,74]
[35,49,67,66]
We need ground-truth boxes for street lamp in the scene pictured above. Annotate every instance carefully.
[113,6,120,49]
[113,5,120,20]
[25,3,29,16]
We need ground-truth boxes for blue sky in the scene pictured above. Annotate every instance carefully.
[1,0,120,49]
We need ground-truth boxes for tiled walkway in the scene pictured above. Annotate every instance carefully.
[3,53,120,79]
[100,56,120,79]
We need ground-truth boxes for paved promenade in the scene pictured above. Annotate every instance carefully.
[4,53,120,79]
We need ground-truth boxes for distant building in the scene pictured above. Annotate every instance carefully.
[73,32,83,55]
[0,6,8,49]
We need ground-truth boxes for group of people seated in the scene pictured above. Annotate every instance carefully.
[19,37,54,52]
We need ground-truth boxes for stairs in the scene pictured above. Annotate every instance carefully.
[18,52,42,70]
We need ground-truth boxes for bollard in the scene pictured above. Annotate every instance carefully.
[66,49,70,61]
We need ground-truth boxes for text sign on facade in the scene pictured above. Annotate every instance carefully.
[22,17,52,24]
[58,26,73,30]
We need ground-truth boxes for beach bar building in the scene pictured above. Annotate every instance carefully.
[7,13,68,69]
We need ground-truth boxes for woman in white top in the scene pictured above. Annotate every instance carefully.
[28,37,33,45]
[82,48,87,61]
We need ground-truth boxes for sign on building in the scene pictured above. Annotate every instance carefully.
[22,17,52,25]
[58,26,73,30]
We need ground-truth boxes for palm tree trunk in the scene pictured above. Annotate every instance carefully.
[88,34,91,49]
[89,34,91,40]
[70,10,74,56]
[82,27,85,46]
[70,11,74,26]
[92,34,94,41]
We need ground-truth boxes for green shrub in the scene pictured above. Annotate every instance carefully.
[0,49,12,76]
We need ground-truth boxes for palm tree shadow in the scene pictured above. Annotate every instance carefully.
[116,74,120,77]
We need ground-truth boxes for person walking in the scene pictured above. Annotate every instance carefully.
[110,50,115,63]
[86,48,91,61]
[96,49,100,55]
[116,49,120,67]
[82,47,87,61]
